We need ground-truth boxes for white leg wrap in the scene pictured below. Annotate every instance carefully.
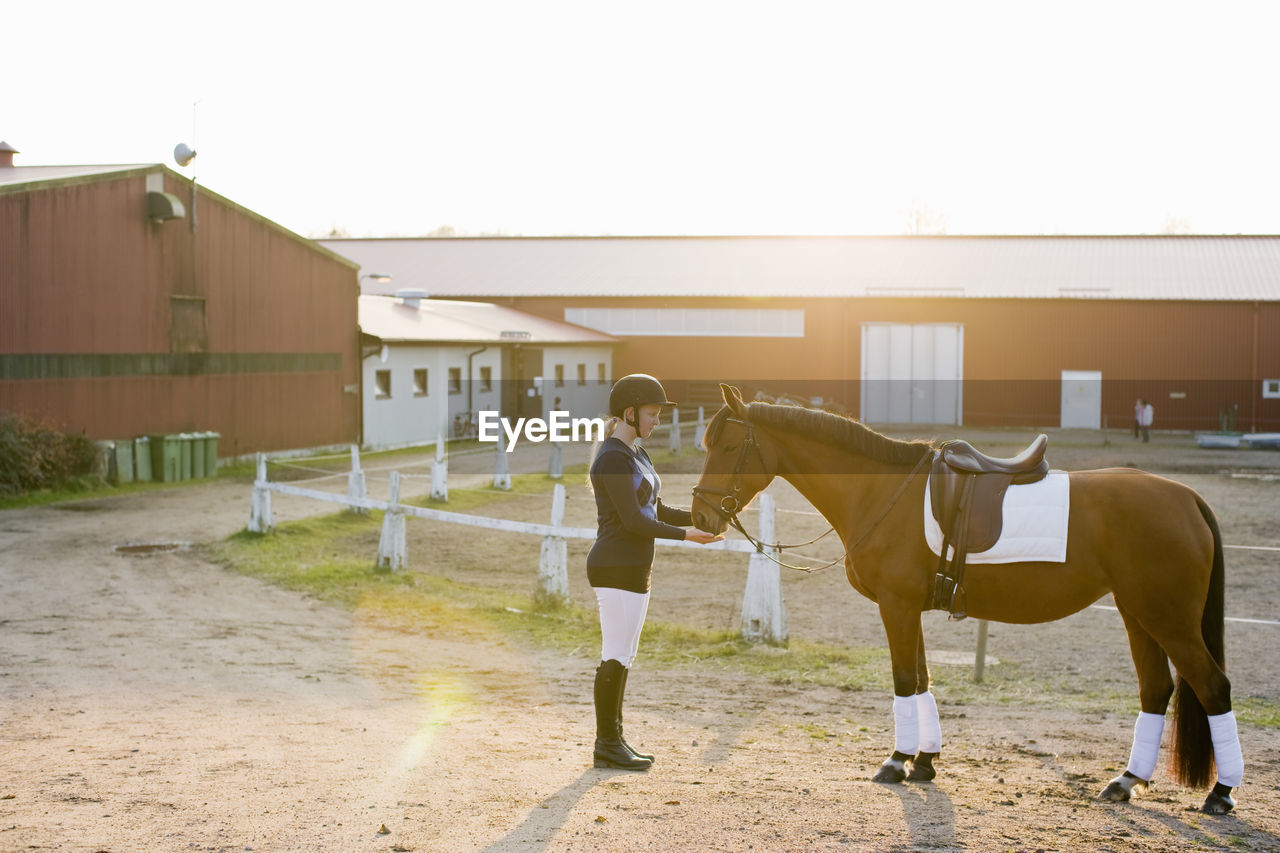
[916,690,941,753]
[893,694,919,756]
[1125,711,1165,781]
[1208,711,1244,788]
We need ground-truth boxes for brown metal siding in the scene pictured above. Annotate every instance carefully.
[0,170,359,455]
[498,295,1280,432]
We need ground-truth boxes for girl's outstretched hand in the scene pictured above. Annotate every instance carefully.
[685,529,724,545]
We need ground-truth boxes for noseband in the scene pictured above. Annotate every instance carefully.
[691,417,763,520]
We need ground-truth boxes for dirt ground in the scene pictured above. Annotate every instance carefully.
[3,428,1280,852]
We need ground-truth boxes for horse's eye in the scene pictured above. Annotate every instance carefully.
[723,444,739,454]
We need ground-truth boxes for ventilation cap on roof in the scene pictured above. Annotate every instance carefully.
[395,288,430,309]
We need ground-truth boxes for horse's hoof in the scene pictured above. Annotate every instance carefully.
[1099,772,1146,802]
[1201,783,1235,815]
[1099,781,1132,802]
[907,752,937,782]
[875,758,906,778]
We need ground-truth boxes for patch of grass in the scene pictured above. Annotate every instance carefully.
[408,468,587,514]
[1234,696,1280,728]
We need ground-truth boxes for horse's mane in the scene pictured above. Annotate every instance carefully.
[706,401,933,466]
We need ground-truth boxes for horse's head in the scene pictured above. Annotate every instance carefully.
[691,384,779,534]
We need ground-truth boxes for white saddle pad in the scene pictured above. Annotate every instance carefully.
[924,470,1070,564]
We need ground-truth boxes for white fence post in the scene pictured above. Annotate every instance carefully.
[548,442,563,479]
[669,406,682,454]
[377,470,407,572]
[695,406,706,452]
[430,434,449,501]
[740,493,787,644]
[493,428,512,490]
[248,453,273,533]
[346,445,367,513]
[537,483,570,606]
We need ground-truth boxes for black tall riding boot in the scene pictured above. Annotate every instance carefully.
[593,659,652,770]
[617,666,654,763]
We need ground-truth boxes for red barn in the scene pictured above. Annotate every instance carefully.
[1,149,361,458]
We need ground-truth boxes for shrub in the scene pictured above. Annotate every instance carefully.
[0,412,99,495]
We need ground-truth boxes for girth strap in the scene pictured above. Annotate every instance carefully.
[930,471,975,619]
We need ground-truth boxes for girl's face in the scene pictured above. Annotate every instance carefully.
[634,404,662,438]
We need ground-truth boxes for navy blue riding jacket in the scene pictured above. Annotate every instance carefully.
[587,437,692,593]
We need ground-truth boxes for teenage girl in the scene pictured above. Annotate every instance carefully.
[588,374,722,770]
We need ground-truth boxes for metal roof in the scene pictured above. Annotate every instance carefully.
[359,294,618,344]
[2,163,359,269]
[321,235,1280,302]
[0,164,155,189]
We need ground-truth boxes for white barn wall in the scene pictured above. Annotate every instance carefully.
[541,345,613,420]
[363,344,610,449]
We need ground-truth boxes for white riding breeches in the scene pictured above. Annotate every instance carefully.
[594,586,651,668]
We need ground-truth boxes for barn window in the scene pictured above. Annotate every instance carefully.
[414,368,428,396]
[554,364,565,387]
[170,296,207,353]
[448,367,462,394]
[375,369,391,399]
[577,363,586,386]
[598,362,607,384]
[479,366,493,392]
[1264,379,1280,399]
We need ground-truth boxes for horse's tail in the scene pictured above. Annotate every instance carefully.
[1169,495,1226,789]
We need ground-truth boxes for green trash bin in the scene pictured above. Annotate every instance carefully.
[178,433,194,480]
[148,434,181,483]
[203,432,220,477]
[190,432,207,479]
[134,436,152,482]
[112,440,134,485]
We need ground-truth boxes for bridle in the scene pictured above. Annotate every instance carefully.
[692,416,932,573]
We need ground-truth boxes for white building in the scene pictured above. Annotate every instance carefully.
[358,292,617,449]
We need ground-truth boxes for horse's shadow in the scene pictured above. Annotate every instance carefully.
[876,781,956,850]
[1016,742,1280,849]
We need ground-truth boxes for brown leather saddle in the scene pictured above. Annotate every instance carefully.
[927,434,1050,618]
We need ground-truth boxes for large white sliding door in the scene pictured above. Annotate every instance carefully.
[1060,370,1102,429]
[861,323,964,425]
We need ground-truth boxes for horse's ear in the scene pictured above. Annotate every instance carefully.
[720,383,745,416]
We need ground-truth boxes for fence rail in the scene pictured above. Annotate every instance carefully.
[248,449,785,645]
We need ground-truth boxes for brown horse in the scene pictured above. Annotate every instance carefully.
[691,385,1240,814]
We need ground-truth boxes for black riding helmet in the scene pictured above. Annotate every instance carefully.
[609,374,677,429]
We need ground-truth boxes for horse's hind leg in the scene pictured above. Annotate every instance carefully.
[1100,615,1174,802]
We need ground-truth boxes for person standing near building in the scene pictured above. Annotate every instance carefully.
[587,374,722,770]
[1133,398,1143,439]
[1138,398,1155,442]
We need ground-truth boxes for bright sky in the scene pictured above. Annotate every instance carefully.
[7,1,1279,238]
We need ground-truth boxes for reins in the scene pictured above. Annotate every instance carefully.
[693,417,932,574]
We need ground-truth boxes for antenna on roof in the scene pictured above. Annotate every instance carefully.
[171,100,202,232]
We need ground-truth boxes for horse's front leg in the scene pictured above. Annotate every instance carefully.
[872,604,939,784]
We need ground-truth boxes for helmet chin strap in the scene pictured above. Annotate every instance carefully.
[624,406,640,432]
